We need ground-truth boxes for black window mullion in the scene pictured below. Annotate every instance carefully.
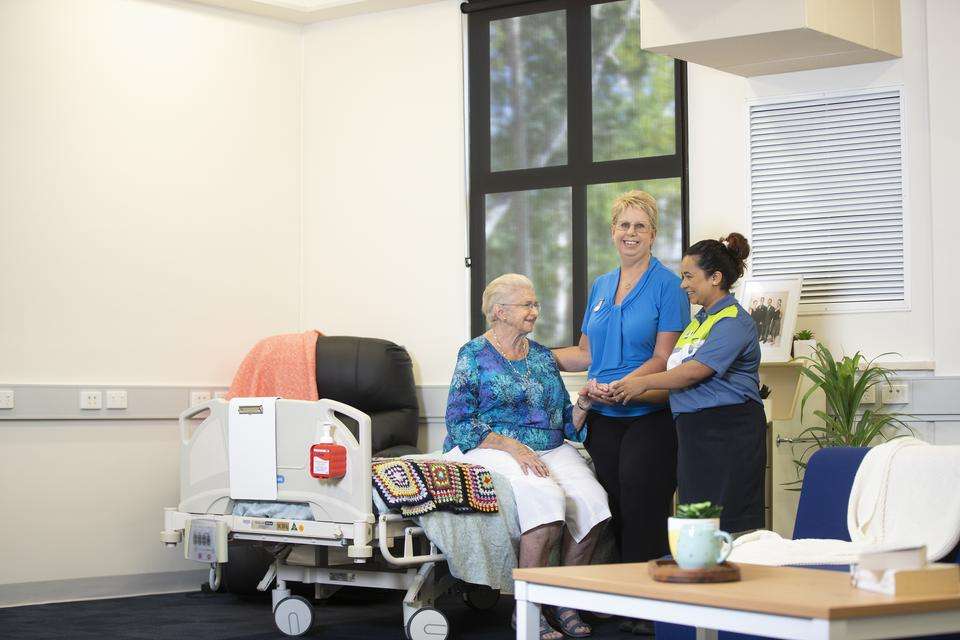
[675,59,690,253]
[567,0,591,343]
[468,12,492,338]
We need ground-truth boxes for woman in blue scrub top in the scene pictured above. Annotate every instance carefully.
[608,233,766,533]
[553,190,690,569]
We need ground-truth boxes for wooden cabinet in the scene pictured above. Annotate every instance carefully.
[640,0,902,77]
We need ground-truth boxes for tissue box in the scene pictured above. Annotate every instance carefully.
[853,563,960,596]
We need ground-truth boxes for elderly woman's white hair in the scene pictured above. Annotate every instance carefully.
[482,273,535,325]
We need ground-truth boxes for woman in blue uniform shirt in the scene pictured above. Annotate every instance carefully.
[553,190,690,569]
[609,233,766,534]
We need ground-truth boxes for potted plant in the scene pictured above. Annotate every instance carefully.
[789,343,911,485]
[792,329,817,359]
[668,501,723,557]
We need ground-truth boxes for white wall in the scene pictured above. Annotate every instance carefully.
[0,0,303,597]
[687,0,937,366]
[0,0,303,386]
[926,0,960,375]
[300,0,468,386]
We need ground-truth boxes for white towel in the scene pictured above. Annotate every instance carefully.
[729,438,960,566]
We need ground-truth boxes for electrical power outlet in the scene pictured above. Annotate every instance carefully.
[860,386,877,404]
[79,390,102,410]
[189,390,212,407]
[881,384,910,405]
[105,389,128,409]
[0,389,14,410]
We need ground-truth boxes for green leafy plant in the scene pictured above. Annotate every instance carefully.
[789,343,912,486]
[793,329,815,341]
[675,501,723,519]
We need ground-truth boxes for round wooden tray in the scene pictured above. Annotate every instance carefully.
[648,559,741,583]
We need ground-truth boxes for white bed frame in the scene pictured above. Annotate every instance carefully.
[161,398,485,639]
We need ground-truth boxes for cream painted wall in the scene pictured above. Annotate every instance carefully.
[686,0,935,365]
[0,0,303,386]
[0,0,302,596]
[0,421,195,587]
[926,0,960,375]
[300,0,468,386]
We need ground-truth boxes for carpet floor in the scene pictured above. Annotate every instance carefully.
[0,588,642,640]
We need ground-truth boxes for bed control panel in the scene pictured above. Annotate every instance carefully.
[185,518,229,563]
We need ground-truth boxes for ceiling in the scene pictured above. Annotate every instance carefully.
[184,0,440,24]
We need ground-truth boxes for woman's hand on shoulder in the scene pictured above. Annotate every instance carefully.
[609,376,649,405]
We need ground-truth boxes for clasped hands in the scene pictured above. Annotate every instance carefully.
[581,376,649,406]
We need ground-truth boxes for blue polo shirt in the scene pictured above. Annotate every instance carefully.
[669,295,762,416]
[582,258,690,418]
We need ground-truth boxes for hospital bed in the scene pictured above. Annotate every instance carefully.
[161,396,499,639]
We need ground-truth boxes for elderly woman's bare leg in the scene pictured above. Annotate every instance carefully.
[560,519,607,566]
[546,520,609,638]
[514,522,565,640]
[519,521,563,567]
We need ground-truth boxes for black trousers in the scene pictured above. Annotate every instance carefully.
[676,400,766,533]
[585,408,677,563]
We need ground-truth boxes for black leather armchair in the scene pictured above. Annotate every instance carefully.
[314,336,421,457]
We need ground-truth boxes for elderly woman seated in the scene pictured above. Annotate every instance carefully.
[443,274,611,640]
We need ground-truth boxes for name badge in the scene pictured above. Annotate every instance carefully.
[593,298,605,312]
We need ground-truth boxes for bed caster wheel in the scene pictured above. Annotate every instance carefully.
[207,564,222,592]
[463,585,499,611]
[274,595,314,637]
[405,607,449,640]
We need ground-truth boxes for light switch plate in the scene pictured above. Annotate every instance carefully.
[0,389,14,409]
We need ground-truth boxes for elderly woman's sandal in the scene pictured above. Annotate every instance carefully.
[511,609,564,640]
[548,606,592,638]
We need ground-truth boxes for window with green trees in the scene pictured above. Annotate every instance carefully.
[465,0,688,346]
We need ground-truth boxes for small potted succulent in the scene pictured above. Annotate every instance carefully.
[668,501,723,558]
[792,329,817,359]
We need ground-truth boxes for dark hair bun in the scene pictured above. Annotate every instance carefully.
[722,233,750,261]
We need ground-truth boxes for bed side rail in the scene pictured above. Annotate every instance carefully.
[377,513,445,566]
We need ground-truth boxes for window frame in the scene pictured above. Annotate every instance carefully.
[466,0,690,342]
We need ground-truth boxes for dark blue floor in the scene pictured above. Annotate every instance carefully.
[0,587,639,640]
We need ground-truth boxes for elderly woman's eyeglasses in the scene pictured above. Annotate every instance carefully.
[500,302,541,310]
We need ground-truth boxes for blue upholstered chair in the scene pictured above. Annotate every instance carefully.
[653,447,959,640]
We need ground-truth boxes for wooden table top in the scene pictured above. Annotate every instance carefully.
[514,563,960,620]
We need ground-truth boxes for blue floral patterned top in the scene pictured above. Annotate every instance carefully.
[442,336,585,453]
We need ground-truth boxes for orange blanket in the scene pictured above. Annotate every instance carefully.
[227,330,321,401]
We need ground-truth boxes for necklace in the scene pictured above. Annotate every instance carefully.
[490,329,533,389]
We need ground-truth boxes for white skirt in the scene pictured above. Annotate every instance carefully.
[444,443,611,543]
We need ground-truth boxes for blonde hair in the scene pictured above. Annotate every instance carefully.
[481,273,534,325]
[611,190,659,234]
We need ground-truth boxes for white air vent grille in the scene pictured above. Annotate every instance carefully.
[749,89,906,310]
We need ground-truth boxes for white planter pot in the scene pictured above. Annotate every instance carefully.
[793,339,817,359]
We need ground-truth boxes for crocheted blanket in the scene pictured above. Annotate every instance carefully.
[371,458,499,517]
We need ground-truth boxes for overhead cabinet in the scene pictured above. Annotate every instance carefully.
[640,0,901,77]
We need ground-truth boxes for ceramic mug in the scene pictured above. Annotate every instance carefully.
[667,516,719,559]
[675,522,733,570]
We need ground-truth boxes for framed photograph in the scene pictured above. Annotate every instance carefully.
[736,277,803,363]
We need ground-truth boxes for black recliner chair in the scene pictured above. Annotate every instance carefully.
[221,335,421,594]
[314,336,421,458]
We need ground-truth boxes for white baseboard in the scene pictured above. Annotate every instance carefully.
[0,569,207,609]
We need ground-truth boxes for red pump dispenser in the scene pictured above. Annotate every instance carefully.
[310,423,346,479]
